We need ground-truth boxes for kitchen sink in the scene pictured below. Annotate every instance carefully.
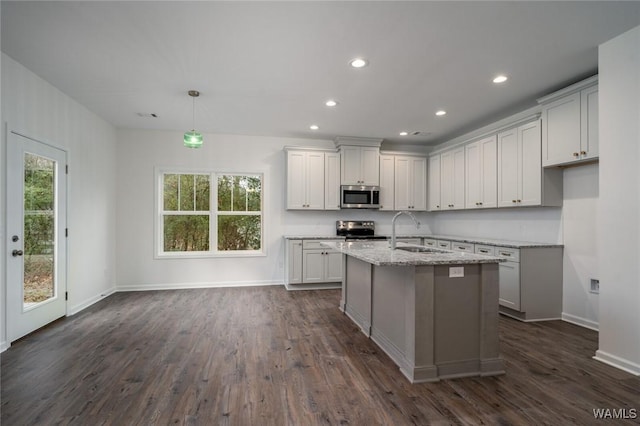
[395,246,448,254]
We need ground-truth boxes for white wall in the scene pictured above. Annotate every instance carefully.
[561,164,599,329]
[430,208,562,244]
[596,25,640,375]
[115,129,433,290]
[1,54,118,349]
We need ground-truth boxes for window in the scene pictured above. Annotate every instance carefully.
[158,170,263,257]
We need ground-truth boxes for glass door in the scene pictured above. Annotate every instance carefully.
[7,131,67,342]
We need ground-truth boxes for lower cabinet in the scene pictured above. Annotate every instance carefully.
[285,239,343,288]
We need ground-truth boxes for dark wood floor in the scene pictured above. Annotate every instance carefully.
[2,287,639,425]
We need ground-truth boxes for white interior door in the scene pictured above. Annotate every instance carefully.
[7,131,67,342]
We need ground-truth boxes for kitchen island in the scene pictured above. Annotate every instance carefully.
[322,240,505,383]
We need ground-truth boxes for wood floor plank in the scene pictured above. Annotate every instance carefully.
[2,287,639,425]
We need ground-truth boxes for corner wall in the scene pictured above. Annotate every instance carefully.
[1,54,118,349]
[596,25,640,375]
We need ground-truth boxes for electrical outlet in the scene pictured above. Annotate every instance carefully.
[590,278,600,294]
[449,266,464,278]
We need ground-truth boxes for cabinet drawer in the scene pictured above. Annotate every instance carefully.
[451,242,474,252]
[474,245,495,256]
[436,240,452,249]
[423,238,437,247]
[495,246,520,262]
[302,239,342,250]
[397,238,422,245]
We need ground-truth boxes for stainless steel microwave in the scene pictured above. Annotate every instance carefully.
[340,185,381,209]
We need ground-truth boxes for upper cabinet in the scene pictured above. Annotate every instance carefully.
[440,147,465,210]
[285,148,339,210]
[335,137,383,186]
[497,120,562,208]
[428,155,441,211]
[340,145,380,185]
[465,135,497,209]
[539,75,598,167]
[379,155,395,211]
[394,155,427,211]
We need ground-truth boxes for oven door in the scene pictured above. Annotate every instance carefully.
[341,185,380,209]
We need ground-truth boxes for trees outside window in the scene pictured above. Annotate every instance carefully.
[158,171,263,257]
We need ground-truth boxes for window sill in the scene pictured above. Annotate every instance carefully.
[155,250,266,260]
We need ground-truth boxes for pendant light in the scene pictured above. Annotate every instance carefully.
[183,90,203,148]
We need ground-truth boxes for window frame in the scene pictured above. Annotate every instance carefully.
[155,167,265,259]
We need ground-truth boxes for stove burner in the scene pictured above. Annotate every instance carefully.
[336,220,386,241]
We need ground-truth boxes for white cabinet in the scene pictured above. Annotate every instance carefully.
[286,150,326,210]
[496,247,521,310]
[394,156,427,211]
[427,155,441,211]
[396,238,422,245]
[286,149,341,210]
[301,240,343,283]
[286,240,304,284]
[340,146,380,185]
[324,152,341,210]
[450,241,474,253]
[497,120,559,207]
[379,155,395,211]
[465,135,497,209]
[440,147,465,210]
[436,240,451,250]
[540,77,598,167]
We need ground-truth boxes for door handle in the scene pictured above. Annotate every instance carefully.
[12,249,23,257]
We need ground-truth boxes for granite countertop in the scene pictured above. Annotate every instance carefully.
[420,234,563,249]
[321,241,503,266]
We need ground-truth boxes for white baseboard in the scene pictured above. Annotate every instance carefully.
[116,280,283,292]
[68,286,117,316]
[562,312,599,331]
[0,340,9,353]
[594,350,640,376]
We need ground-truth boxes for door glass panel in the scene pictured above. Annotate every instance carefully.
[23,153,56,308]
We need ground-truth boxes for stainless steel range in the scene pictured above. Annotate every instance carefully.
[336,220,388,241]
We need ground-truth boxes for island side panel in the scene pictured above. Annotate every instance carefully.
[408,265,438,382]
[344,256,373,336]
[370,265,414,372]
[434,264,481,378]
[480,263,505,375]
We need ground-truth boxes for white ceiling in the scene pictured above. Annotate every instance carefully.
[2,1,640,145]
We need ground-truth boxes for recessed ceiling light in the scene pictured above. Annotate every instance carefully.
[350,58,368,68]
[325,100,338,107]
[435,110,447,116]
[310,124,319,130]
[399,131,408,136]
[493,75,508,84]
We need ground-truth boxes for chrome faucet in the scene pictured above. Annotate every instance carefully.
[391,211,420,250]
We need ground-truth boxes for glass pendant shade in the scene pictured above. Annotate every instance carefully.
[183,130,203,148]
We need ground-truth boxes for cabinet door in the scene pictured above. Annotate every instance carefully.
[287,240,303,284]
[440,150,454,209]
[379,155,395,211]
[302,249,325,283]
[394,156,411,210]
[542,92,581,166]
[452,147,465,209]
[428,155,441,211]
[286,151,307,209]
[581,85,599,160]
[480,135,498,208]
[361,147,380,185]
[497,128,519,207]
[410,157,427,211]
[341,146,362,185]
[519,120,542,206]
[306,152,325,209]
[465,141,481,209]
[499,261,521,311]
[324,152,341,210]
[324,251,343,282]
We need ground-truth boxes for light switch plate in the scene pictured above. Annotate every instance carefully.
[449,266,464,278]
